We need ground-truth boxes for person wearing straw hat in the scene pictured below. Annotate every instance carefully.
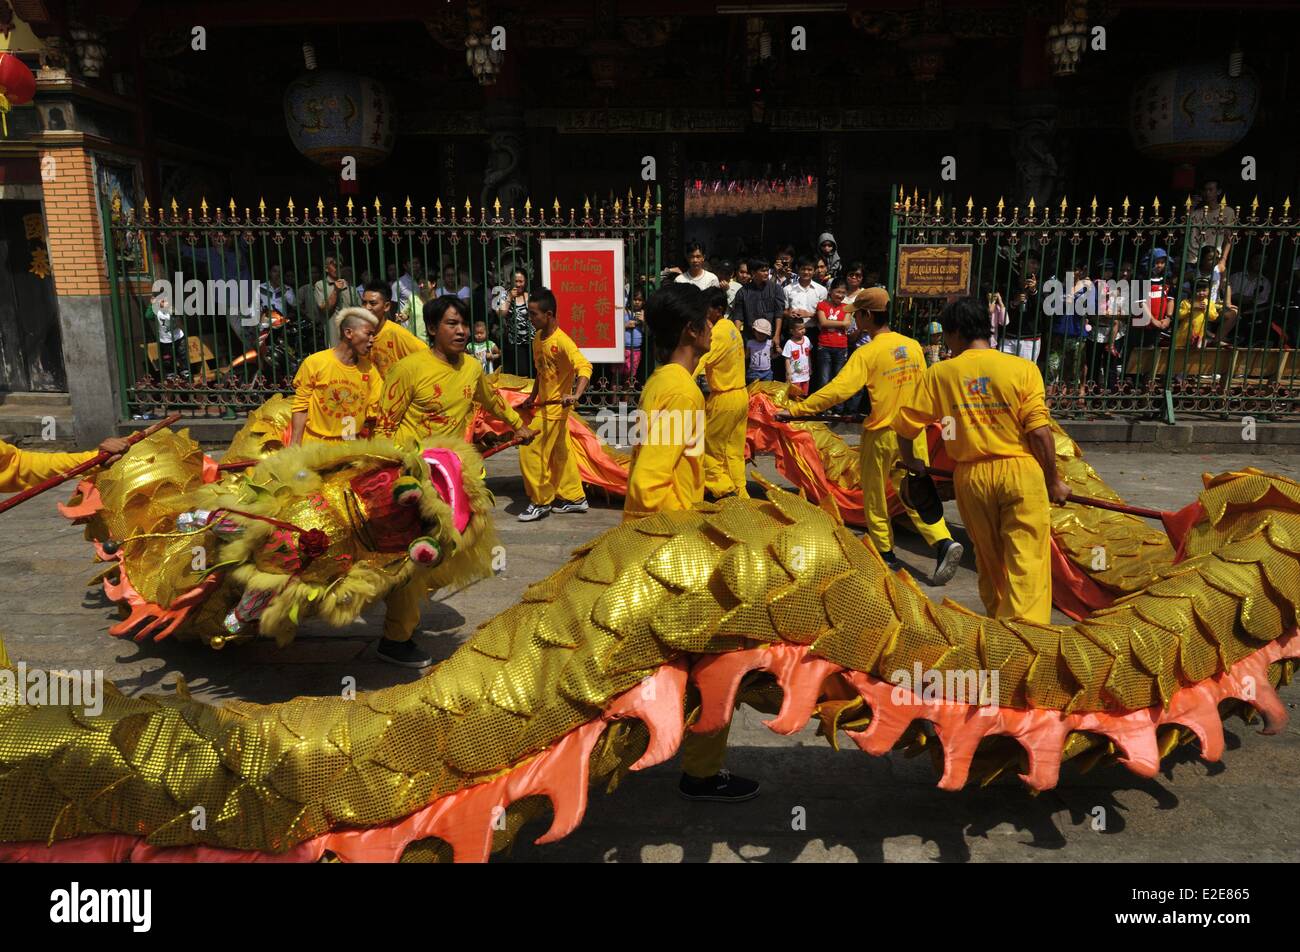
[776,286,963,584]
[893,297,1070,624]
[289,307,383,446]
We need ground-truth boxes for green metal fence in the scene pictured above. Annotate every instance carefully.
[104,191,662,420]
[887,187,1300,421]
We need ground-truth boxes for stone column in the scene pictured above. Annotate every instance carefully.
[39,144,121,443]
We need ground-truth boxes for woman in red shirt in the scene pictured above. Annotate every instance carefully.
[815,279,854,409]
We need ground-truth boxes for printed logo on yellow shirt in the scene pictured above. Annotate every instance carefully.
[963,376,991,397]
[893,345,908,362]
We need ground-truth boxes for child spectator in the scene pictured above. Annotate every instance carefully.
[746,318,775,383]
[815,279,852,398]
[468,320,501,373]
[782,320,813,395]
[924,321,946,366]
[1176,278,1220,349]
[623,290,645,384]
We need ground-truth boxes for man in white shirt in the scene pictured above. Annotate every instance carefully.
[784,257,827,332]
[673,243,720,290]
[434,264,471,300]
[1229,250,1274,341]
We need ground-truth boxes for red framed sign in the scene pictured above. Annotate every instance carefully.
[540,239,625,364]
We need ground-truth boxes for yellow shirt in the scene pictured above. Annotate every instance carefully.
[290,350,383,442]
[533,327,593,420]
[375,348,523,448]
[791,329,924,431]
[624,362,705,521]
[694,318,746,393]
[1,441,97,494]
[368,319,427,378]
[894,347,1052,462]
[1175,299,1220,347]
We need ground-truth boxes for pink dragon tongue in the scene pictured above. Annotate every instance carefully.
[421,448,471,534]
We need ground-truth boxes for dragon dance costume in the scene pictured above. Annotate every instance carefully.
[0,385,1296,862]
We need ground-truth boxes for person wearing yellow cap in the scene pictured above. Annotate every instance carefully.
[777,286,963,584]
[371,295,535,669]
[894,297,1070,624]
[1,436,130,495]
[516,287,592,522]
[625,282,760,804]
[289,307,383,445]
[694,285,750,500]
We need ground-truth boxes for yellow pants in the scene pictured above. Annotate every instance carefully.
[702,388,750,499]
[681,725,730,778]
[859,427,951,554]
[519,410,583,506]
[953,456,1053,624]
[382,576,431,642]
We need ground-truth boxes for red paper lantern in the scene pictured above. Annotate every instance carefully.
[0,52,36,137]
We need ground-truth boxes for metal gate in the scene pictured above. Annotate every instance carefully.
[887,187,1300,421]
[103,191,662,420]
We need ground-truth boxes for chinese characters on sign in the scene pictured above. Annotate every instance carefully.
[540,239,625,364]
[896,244,973,298]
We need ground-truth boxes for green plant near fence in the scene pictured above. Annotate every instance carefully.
[887,188,1300,422]
[103,191,662,421]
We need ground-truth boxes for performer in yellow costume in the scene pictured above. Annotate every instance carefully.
[359,280,427,377]
[517,287,592,521]
[694,286,750,500]
[375,296,531,449]
[289,309,383,445]
[778,287,962,584]
[1,436,129,493]
[625,283,759,804]
[372,295,535,667]
[894,297,1070,624]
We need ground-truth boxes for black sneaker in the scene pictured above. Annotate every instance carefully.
[518,502,551,522]
[678,769,761,803]
[932,539,964,585]
[551,497,589,514]
[376,637,433,669]
[881,550,907,573]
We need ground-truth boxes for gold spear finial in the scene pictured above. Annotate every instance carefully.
[405,196,412,217]
[965,196,973,216]
[287,198,295,216]
[584,198,591,216]
[1185,195,1194,211]
[1122,196,1130,216]
[1060,196,1068,214]
[996,196,1005,216]
[373,197,381,213]
[143,198,151,217]
[200,197,208,216]
[258,197,266,217]
[494,197,501,217]
[228,198,236,215]
[934,196,942,214]
[1090,195,1097,216]
[1284,197,1292,217]
[1251,195,1259,215]
[465,197,472,215]
[316,197,324,216]
[346,197,354,216]
[524,198,532,218]
[170,197,179,216]
[1027,197,1036,215]
[1152,196,1160,214]
[554,198,561,216]
[435,198,443,216]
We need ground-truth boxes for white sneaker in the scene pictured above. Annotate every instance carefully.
[551,497,589,513]
[518,503,551,522]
